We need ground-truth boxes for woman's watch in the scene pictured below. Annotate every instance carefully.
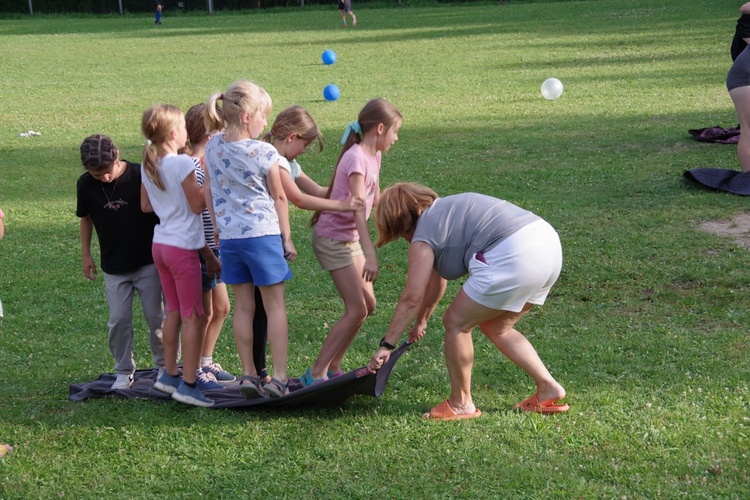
[379,337,396,350]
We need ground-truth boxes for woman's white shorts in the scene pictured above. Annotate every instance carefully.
[463,219,562,312]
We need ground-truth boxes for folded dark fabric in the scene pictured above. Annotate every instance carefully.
[688,126,740,144]
[683,168,750,196]
[69,342,411,409]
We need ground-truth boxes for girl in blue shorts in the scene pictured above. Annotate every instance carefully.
[203,80,295,398]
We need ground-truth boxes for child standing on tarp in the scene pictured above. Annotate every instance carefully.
[183,103,235,384]
[303,99,402,387]
[141,104,221,407]
[76,135,166,390]
[203,80,295,398]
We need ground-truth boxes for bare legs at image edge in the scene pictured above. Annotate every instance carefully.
[729,85,750,173]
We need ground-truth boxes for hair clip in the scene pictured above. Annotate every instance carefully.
[341,121,362,145]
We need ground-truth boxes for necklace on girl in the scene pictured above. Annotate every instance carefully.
[101,162,126,210]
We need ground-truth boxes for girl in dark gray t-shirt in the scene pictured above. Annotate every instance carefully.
[368,183,568,420]
[412,193,540,280]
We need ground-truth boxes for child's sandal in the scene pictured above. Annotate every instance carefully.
[263,377,289,398]
[238,375,263,399]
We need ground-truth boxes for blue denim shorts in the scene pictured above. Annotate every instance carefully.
[200,247,223,292]
[219,235,293,286]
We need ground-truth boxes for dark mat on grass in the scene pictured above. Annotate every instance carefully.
[688,126,740,144]
[69,342,410,408]
[683,168,750,196]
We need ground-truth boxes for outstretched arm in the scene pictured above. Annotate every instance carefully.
[294,171,329,198]
[282,169,363,212]
[407,268,447,343]
[368,242,437,370]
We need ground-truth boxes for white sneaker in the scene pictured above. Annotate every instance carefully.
[111,373,134,390]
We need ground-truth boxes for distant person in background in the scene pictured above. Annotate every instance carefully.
[76,134,166,390]
[731,3,750,61]
[339,0,356,27]
[727,5,750,172]
[155,1,163,25]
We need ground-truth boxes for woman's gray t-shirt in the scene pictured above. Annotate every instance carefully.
[411,193,540,280]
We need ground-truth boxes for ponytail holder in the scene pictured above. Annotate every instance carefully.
[341,121,362,145]
[219,93,224,100]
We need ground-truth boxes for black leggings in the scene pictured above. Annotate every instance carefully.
[252,286,268,379]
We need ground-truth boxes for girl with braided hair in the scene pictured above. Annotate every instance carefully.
[76,134,166,391]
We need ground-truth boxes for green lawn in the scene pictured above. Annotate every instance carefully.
[1,0,749,497]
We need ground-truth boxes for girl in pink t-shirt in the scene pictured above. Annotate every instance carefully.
[303,99,403,386]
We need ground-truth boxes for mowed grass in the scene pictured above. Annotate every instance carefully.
[1,0,749,497]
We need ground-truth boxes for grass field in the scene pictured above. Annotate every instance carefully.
[1,0,749,497]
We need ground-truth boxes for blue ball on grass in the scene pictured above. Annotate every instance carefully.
[322,50,337,65]
[323,84,340,101]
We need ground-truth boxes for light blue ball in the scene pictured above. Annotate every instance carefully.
[323,84,340,101]
[322,49,337,65]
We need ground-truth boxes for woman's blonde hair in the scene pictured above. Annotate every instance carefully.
[204,79,272,137]
[375,182,438,247]
[262,105,323,152]
[141,103,184,191]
